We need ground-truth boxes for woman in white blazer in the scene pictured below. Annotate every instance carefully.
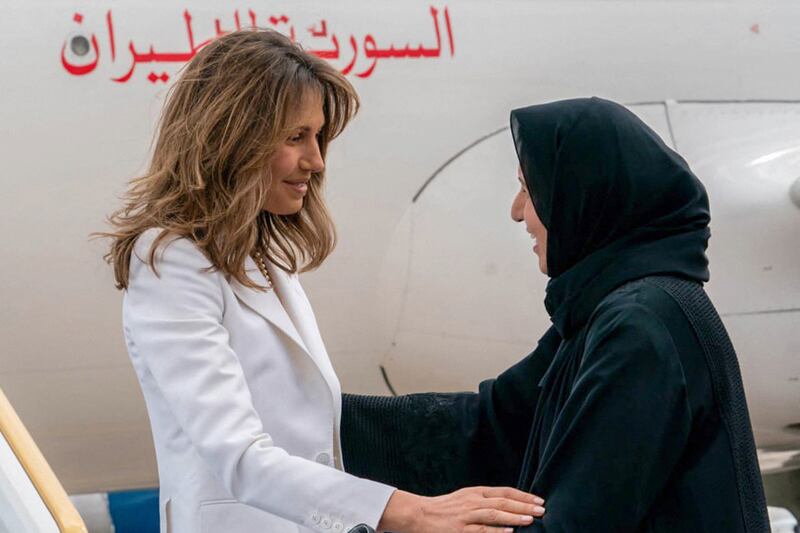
[100,29,544,533]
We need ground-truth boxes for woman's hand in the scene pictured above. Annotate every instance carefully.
[378,487,545,532]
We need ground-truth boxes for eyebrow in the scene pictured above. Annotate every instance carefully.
[294,125,325,134]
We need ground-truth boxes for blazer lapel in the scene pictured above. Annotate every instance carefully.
[262,263,344,465]
[229,257,310,355]
[229,258,342,409]
[268,266,343,411]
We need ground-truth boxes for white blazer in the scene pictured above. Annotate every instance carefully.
[122,229,395,533]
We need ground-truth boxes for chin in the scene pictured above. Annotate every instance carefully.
[264,201,304,216]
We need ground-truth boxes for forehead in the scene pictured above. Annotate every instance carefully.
[517,166,528,185]
[286,89,325,129]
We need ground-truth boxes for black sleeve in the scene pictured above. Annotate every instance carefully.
[522,303,692,532]
[341,327,561,495]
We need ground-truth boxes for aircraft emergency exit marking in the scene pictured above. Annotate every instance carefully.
[60,6,456,83]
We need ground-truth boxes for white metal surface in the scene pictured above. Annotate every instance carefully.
[0,433,58,533]
[0,0,798,491]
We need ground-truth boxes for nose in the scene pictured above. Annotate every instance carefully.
[510,190,525,222]
[300,140,325,173]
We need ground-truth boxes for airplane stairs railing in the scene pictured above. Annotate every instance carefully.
[0,386,87,533]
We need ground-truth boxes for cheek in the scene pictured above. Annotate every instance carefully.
[523,201,538,232]
[269,147,297,182]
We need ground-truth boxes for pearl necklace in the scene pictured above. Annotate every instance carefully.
[252,248,274,290]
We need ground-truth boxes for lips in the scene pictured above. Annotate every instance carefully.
[530,234,539,254]
[283,179,309,194]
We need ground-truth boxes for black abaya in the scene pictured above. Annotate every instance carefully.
[341,98,768,532]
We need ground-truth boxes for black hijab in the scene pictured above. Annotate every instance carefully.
[510,97,711,338]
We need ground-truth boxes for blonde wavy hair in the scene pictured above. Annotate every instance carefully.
[99,29,359,290]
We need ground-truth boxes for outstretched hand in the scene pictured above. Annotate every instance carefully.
[379,486,545,532]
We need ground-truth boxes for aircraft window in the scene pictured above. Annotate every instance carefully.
[70,35,90,57]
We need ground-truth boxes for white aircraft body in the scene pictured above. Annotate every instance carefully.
[0,0,798,495]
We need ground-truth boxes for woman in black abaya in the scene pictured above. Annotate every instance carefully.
[342,97,769,532]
